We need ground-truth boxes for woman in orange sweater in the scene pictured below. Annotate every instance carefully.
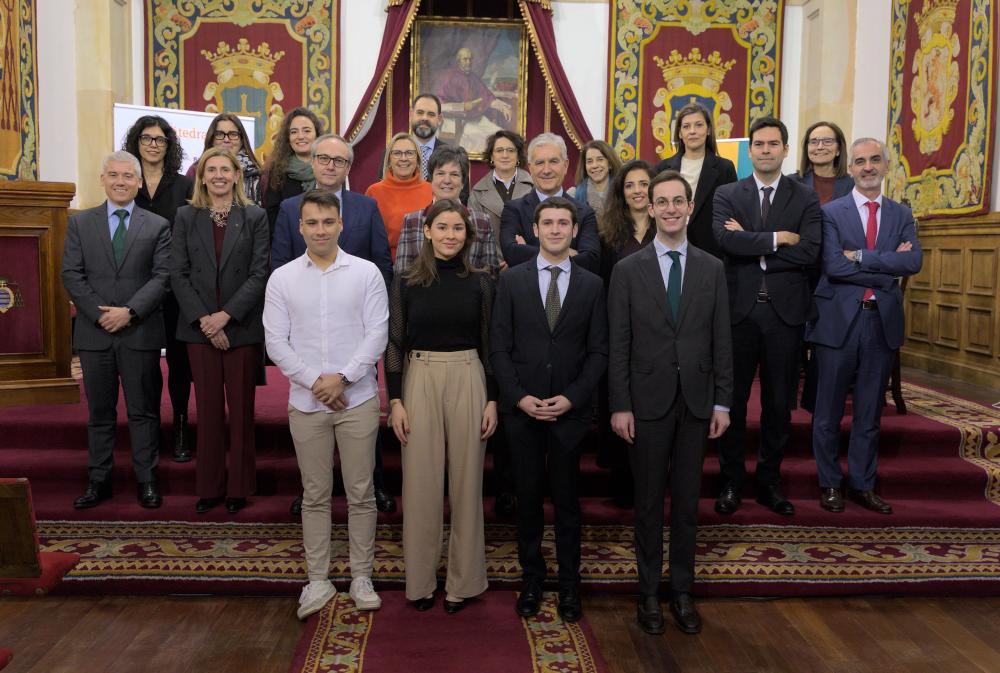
[365,133,433,261]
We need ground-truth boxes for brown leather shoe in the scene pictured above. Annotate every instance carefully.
[819,488,844,512]
[848,488,893,514]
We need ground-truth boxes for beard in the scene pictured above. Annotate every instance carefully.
[411,121,435,140]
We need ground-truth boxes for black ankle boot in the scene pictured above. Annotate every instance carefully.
[173,414,192,462]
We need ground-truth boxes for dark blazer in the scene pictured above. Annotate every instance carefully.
[656,152,737,258]
[712,175,822,326]
[135,171,193,227]
[608,243,733,420]
[169,204,270,347]
[490,258,608,418]
[270,190,393,283]
[790,171,854,203]
[499,191,600,274]
[262,173,309,235]
[806,194,922,350]
[61,203,172,351]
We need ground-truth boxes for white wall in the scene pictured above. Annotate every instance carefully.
[852,0,892,142]
[551,1,608,140]
[36,0,79,199]
[780,4,804,174]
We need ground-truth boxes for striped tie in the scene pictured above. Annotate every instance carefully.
[544,266,562,330]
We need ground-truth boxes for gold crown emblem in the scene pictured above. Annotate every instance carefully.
[201,38,285,79]
[654,48,737,93]
[914,0,959,33]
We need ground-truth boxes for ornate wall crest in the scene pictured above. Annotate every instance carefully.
[0,277,24,314]
[909,0,961,155]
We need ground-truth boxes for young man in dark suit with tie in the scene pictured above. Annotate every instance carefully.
[807,138,922,514]
[712,117,822,516]
[61,151,172,509]
[609,171,732,635]
[491,196,608,622]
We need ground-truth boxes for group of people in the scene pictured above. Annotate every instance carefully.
[59,92,921,635]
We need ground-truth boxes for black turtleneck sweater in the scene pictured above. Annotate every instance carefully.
[385,256,497,401]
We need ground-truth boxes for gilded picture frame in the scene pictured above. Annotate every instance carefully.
[411,17,528,160]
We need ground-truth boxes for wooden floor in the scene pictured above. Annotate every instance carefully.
[2,593,1000,673]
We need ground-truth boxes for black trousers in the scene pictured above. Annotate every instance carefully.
[504,412,588,588]
[718,301,801,491]
[79,342,161,483]
[631,400,707,597]
[162,293,193,417]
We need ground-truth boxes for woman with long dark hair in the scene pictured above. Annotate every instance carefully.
[569,140,622,218]
[385,199,497,614]
[260,107,324,231]
[792,121,853,205]
[123,115,195,460]
[186,113,262,204]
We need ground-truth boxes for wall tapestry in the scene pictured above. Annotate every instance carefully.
[144,0,338,159]
[0,0,39,180]
[886,0,998,217]
[606,0,783,163]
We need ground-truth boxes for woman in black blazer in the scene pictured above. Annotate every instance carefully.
[654,102,737,258]
[170,148,270,514]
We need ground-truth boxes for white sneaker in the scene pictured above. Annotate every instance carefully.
[297,580,336,620]
[350,576,382,610]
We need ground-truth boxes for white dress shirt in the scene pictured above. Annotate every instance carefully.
[263,250,389,413]
[752,174,780,271]
[536,253,572,306]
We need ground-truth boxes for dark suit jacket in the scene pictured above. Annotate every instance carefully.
[169,204,270,347]
[61,203,172,351]
[655,152,737,258]
[608,243,733,420]
[490,257,608,419]
[499,191,600,274]
[712,175,822,326]
[805,194,922,350]
[135,171,193,227]
[270,190,393,284]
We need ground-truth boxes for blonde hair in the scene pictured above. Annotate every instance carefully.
[383,132,421,178]
[190,147,251,209]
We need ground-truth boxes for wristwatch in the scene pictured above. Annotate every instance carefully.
[338,373,352,386]
[852,250,863,263]
[125,305,138,318]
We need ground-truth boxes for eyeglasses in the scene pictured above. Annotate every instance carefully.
[314,154,350,168]
[214,130,242,141]
[652,197,689,209]
[390,150,417,159]
[493,147,517,155]
[808,137,838,147]
[139,134,168,147]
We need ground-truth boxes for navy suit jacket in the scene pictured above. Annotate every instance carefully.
[805,193,922,350]
[499,191,600,274]
[271,190,393,284]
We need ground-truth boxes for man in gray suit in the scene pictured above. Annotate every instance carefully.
[608,170,733,635]
[61,151,172,509]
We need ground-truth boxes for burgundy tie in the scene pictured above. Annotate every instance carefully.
[863,201,879,301]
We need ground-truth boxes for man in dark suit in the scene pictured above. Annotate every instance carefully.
[806,138,922,515]
[491,196,608,623]
[499,133,600,274]
[61,151,172,509]
[273,133,395,514]
[712,117,822,516]
[609,170,732,635]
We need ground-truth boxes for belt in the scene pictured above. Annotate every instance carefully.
[861,299,878,310]
[756,291,771,303]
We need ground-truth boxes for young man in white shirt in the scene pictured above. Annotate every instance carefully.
[263,189,389,619]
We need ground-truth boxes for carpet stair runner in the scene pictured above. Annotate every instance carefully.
[2,362,999,595]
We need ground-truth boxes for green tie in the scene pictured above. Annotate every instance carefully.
[112,209,128,266]
[544,266,562,330]
[666,250,681,323]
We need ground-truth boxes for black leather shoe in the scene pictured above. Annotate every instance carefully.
[756,485,795,515]
[413,595,434,611]
[290,494,303,516]
[74,481,112,509]
[636,595,665,635]
[516,580,543,618]
[172,414,192,462]
[374,488,397,513]
[494,492,516,518]
[848,488,893,514]
[196,496,224,513]
[669,593,702,634]
[557,586,582,623]
[820,487,844,512]
[714,484,740,514]
[443,598,467,614]
[225,497,246,514]
[137,481,162,509]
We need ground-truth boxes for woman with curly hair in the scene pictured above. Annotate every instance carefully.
[260,106,324,232]
[122,115,195,461]
[186,113,263,204]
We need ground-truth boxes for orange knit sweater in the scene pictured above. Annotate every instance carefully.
[364,172,433,261]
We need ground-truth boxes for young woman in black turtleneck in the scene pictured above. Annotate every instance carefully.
[385,199,498,615]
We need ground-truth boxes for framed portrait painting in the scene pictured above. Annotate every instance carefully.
[411,17,528,160]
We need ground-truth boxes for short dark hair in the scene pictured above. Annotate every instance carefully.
[484,130,526,168]
[427,145,469,181]
[534,196,579,225]
[748,116,788,145]
[299,189,341,219]
[412,93,442,115]
[648,169,692,202]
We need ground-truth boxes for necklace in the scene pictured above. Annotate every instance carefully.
[209,205,231,228]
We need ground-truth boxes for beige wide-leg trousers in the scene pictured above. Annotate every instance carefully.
[401,349,489,601]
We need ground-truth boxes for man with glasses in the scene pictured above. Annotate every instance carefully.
[272,133,396,515]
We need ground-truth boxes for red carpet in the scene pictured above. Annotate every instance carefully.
[289,591,608,673]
